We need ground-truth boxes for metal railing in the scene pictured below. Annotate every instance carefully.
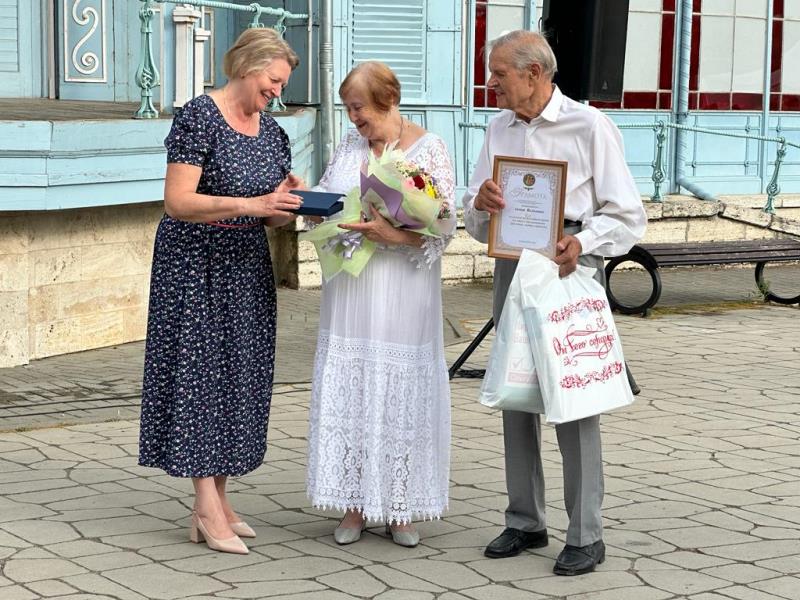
[135,0,308,119]
[459,119,800,214]
[618,121,800,213]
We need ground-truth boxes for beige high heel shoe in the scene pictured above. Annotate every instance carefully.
[190,513,249,554]
[229,521,256,538]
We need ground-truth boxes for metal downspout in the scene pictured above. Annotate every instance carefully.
[674,0,716,200]
[462,0,477,189]
[760,0,774,192]
[319,0,335,167]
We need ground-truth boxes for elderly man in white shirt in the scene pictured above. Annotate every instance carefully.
[464,30,647,576]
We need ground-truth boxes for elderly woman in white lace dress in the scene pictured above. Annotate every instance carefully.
[306,61,455,547]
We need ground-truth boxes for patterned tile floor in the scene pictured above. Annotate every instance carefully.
[0,265,799,599]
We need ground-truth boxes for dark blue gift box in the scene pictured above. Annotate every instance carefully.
[291,191,344,217]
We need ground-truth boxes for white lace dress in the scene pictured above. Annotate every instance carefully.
[306,129,456,524]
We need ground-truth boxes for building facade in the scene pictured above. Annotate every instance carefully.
[1,0,799,367]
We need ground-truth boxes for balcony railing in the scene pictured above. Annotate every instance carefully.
[135,0,309,119]
[460,119,800,213]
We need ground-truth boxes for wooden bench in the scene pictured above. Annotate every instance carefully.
[605,239,800,315]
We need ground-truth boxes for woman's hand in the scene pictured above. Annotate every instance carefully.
[277,172,307,193]
[339,205,421,246]
[247,191,303,219]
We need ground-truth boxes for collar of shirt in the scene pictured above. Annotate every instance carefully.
[510,85,563,128]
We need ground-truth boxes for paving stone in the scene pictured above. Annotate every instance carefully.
[720,583,791,600]
[98,529,188,550]
[603,530,676,556]
[374,591,434,600]
[318,569,387,597]
[2,299,800,599]
[514,571,642,596]
[102,563,230,600]
[72,515,177,538]
[0,585,40,600]
[24,579,77,597]
[62,573,150,600]
[755,555,800,574]
[47,539,123,559]
[0,530,31,549]
[1,519,80,545]
[365,565,445,593]
[3,558,88,583]
[12,547,57,559]
[637,570,732,595]
[0,499,55,523]
[74,551,153,572]
[462,584,547,600]
[48,508,140,522]
[564,587,673,600]
[216,556,352,582]
[466,556,553,582]
[392,558,489,590]
[164,552,270,575]
[702,540,800,561]
[749,575,800,600]
[264,593,356,600]
[216,581,327,598]
[422,527,500,550]
[651,526,758,549]
[282,538,372,566]
[701,563,779,584]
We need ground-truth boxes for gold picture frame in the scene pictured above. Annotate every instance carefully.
[488,155,568,260]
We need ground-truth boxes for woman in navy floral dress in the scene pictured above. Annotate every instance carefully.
[138,29,303,555]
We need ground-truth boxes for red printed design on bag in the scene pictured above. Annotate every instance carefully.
[552,317,616,367]
[547,298,608,323]
[560,361,624,389]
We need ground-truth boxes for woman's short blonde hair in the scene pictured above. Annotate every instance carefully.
[339,61,401,113]
[223,28,299,79]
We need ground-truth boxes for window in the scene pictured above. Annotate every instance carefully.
[351,0,426,101]
[472,0,529,108]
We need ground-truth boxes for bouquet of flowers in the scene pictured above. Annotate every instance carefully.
[300,144,451,281]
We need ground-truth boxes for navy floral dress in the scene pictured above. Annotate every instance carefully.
[138,94,290,478]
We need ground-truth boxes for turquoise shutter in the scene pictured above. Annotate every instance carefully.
[351,0,426,103]
[0,0,41,97]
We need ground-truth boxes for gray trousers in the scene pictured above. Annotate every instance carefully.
[492,242,605,547]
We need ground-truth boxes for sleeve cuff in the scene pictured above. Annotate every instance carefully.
[574,229,598,256]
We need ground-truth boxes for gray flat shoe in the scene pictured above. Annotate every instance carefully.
[334,521,366,545]
[385,523,419,547]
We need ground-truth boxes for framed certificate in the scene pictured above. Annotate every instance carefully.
[488,156,567,260]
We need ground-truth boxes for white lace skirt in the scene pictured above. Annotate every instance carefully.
[306,250,451,524]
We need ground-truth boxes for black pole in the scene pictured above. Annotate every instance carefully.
[448,318,494,380]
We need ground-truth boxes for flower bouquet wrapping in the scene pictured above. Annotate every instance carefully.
[300,144,451,281]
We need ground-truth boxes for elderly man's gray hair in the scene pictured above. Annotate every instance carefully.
[489,30,558,79]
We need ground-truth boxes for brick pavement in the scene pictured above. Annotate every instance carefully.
[0,305,799,599]
[1,265,799,599]
[2,264,797,432]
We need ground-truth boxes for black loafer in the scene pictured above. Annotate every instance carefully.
[553,540,605,576]
[484,527,548,559]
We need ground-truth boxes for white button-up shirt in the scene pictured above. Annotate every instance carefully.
[463,86,647,257]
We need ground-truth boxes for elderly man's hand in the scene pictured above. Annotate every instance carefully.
[473,179,505,213]
[554,235,582,278]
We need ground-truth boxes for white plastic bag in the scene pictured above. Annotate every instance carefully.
[518,250,634,424]
[479,270,545,414]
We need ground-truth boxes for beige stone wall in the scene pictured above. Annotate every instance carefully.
[0,203,163,368]
[2,195,797,366]
[293,195,800,289]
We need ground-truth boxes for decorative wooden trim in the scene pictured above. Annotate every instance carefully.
[63,0,108,83]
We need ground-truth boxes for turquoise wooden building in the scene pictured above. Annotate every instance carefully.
[1,0,800,367]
